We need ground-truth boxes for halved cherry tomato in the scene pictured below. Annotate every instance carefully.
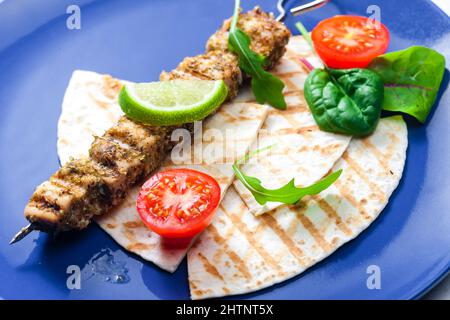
[136,168,221,239]
[311,15,390,68]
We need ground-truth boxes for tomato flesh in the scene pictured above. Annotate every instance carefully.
[311,15,390,68]
[136,168,221,239]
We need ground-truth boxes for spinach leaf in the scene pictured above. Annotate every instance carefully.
[227,0,287,110]
[232,146,342,206]
[368,46,445,123]
[304,68,384,136]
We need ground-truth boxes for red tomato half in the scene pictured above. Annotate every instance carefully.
[136,168,221,239]
[311,15,390,68]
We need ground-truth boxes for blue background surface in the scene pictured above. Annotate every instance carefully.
[0,0,449,299]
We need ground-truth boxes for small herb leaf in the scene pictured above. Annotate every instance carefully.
[232,148,342,206]
[228,0,287,110]
[295,21,313,50]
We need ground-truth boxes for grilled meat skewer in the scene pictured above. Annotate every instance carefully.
[11,7,290,243]
[161,8,290,97]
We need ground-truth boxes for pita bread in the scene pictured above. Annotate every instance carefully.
[187,116,407,299]
[233,36,352,215]
[57,70,268,272]
[57,70,127,165]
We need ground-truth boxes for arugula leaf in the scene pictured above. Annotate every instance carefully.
[368,46,446,123]
[228,0,287,110]
[232,146,343,206]
[295,21,313,50]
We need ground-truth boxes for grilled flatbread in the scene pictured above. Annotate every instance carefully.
[188,116,407,299]
[234,36,352,215]
[57,70,126,165]
[57,70,268,272]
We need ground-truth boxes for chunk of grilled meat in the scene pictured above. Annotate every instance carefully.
[206,6,291,69]
[25,117,187,232]
[161,6,290,99]
[16,7,291,240]
[160,50,242,100]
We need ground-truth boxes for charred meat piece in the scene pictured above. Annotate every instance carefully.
[206,6,291,69]
[24,117,182,232]
[25,161,115,231]
[104,116,178,176]
[24,116,193,232]
[89,136,146,186]
[27,177,90,232]
[160,50,242,100]
[26,158,124,232]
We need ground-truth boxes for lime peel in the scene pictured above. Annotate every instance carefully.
[119,80,228,126]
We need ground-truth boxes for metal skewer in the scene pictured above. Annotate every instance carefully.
[276,0,288,21]
[290,0,328,16]
[9,223,37,244]
[276,0,328,21]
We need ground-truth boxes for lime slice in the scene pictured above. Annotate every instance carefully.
[119,80,228,126]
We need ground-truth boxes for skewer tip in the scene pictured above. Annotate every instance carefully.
[9,223,36,245]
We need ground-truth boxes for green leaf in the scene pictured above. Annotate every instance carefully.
[232,147,342,206]
[229,0,240,32]
[304,68,384,136]
[295,21,313,50]
[228,0,287,110]
[234,144,275,166]
[368,46,445,123]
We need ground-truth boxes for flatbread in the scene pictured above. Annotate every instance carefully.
[57,70,268,272]
[187,116,408,299]
[233,36,352,215]
[57,70,127,165]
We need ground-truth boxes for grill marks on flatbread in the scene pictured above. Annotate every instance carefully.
[188,116,407,299]
[233,36,352,216]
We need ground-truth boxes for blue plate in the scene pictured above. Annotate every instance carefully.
[0,0,449,300]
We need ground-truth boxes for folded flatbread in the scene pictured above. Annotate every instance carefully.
[57,70,268,272]
[188,116,407,299]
